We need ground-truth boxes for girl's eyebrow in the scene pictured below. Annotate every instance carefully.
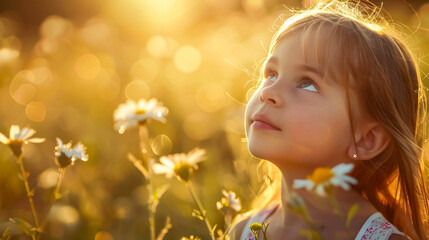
[266,56,278,66]
[266,56,324,81]
[297,64,324,81]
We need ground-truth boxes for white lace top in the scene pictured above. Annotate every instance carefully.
[240,203,409,240]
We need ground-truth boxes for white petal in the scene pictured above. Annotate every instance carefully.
[315,185,327,197]
[114,120,138,133]
[56,138,64,147]
[159,157,175,169]
[64,149,73,158]
[21,128,36,140]
[187,148,206,165]
[231,200,241,211]
[0,132,9,144]
[342,175,358,185]
[152,115,167,123]
[17,127,29,139]
[10,125,19,139]
[146,98,158,110]
[171,153,186,165]
[331,178,350,190]
[152,163,173,176]
[133,113,151,121]
[293,180,314,190]
[222,189,228,197]
[332,163,354,175]
[27,138,46,143]
[72,143,88,161]
[137,99,147,108]
[114,101,136,121]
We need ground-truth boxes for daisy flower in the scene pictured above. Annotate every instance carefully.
[152,148,206,182]
[113,98,168,134]
[216,189,241,212]
[293,163,357,197]
[55,138,88,168]
[0,125,45,157]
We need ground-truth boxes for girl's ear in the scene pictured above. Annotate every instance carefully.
[348,122,391,160]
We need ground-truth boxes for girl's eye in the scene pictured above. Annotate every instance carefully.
[266,73,278,82]
[299,80,318,92]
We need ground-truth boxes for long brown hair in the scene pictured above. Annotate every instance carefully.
[250,1,429,239]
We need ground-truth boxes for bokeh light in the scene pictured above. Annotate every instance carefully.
[40,15,73,39]
[174,46,201,73]
[129,57,161,83]
[38,168,59,189]
[125,80,150,101]
[49,205,79,225]
[0,47,19,64]
[150,134,172,156]
[95,231,114,240]
[25,101,46,122]
[75,54,101,80]
[196,83,229,112]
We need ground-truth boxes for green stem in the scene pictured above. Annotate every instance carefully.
[37,168,68,240]
[147,163,155,240]
[297,203,323,240]
[187,182,215,240]
[16,154,39,239]
[327,190,353,240]
[254,233,260,240]
[54,168,66,197]
[139,124,155,240]
[262,229,268,240]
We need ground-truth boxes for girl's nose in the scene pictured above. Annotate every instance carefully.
[259,85,282,106]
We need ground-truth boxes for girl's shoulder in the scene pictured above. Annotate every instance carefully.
[226,210,255,240]
[355,212,410,240]
[227,201,280,240]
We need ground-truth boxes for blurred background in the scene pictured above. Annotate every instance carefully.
[0,0,428,239]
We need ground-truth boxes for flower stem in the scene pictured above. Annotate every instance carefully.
[16,154,39,238]
[327,191,353,240]
[147,162,156,240]
[139,125,156,240]
[187,182,215,240]
[54,168,66,197]
[300,207,323,240]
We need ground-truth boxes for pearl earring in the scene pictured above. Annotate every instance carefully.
[352,153,358,159]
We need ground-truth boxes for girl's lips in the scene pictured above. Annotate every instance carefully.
[252,120,281,131]
[251,114,281,131]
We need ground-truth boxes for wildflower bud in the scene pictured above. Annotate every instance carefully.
[55,152,72,168]
[8,140,23,158]
[54,138,88,168]
[285,192,306,214]
[249,222,263,233]
[173,162,193,182]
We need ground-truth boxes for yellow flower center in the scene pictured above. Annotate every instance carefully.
[307,168,334,184]
[174,162,193,182]
[249,222,263,232]
[135,108,147,115]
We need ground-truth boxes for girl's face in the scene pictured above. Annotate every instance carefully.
[245,33,355,169]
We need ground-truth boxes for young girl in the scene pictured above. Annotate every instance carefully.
[228,0,429,239]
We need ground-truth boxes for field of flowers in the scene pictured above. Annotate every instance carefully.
[0,0,428,239]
